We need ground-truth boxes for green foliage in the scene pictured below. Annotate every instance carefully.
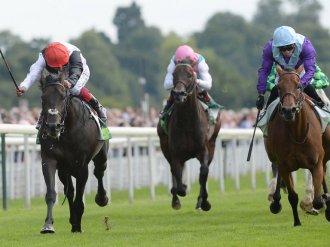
[0,0,329,111]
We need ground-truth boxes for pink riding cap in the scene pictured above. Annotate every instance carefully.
[175,45,199,63]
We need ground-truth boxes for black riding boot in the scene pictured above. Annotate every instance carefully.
[89,96,107,122]
[159,94,174,118]
[304,84,325,107]
[265,85,279,109]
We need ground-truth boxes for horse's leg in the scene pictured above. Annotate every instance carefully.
[93,142,109,207]
[268,163,278,202]
[281,171,301,226]
[311,163,324,211]
[170,160,186,197]
[171,175,181,210]
[196,148,211,211]
[300,170,316,214]
[270,172,282,214]
[71,167,88,233]
[40,159,57,234]
[57,169,75,229]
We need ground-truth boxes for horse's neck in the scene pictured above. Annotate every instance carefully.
[66,97,85,127]
[175,93,201,124]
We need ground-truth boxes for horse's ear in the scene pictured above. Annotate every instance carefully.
[296,64,304,75]
[276,64,283,75]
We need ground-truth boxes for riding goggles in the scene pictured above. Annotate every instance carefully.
[279,44,295,52]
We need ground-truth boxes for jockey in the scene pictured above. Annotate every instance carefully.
[256,26,326,110]
[16,42,107,129]
[160,45,217,118]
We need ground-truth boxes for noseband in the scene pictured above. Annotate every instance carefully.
[172,64,196,97]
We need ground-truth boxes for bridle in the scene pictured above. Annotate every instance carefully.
[42,81,70,139]
[278,71,305,115]
[172,63,196,98]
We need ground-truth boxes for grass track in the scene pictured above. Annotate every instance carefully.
[1,172,330,247]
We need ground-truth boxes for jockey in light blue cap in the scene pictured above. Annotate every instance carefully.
[256,26,327,110]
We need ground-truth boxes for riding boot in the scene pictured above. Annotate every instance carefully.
[304,84,325,108]
[159,94,174,119]
[89,96,107,122]
[198,90,217,108]
[265,85,279,109]
[36,113,44,130]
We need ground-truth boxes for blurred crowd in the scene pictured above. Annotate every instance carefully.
[0,100,257,129]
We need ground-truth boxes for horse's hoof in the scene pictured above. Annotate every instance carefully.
[322,193,330,201]
[95,194,109,207]
[177,189,186,197]
[201,200,211,211]
[294,221,302,227]
[325,199,330,221]
[172,198,181,210]
[313,200,324,210]
[306,208,319,216]
[300,200,313,213]
[270,201,282,214]
[268,193,274,202]
[40,224,55,234]
[71,226,82,233]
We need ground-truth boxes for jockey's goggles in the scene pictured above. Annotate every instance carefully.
[279,44,294,52]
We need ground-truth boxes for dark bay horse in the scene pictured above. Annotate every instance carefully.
[157,61,221,210]
[265,65,330,226]
[39,70,109,233]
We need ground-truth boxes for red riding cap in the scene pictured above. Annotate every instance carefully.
[45,42,69,68]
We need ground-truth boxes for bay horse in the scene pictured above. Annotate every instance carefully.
[39,70,110,233]
[157,60,221,210]
[265,65,330,226]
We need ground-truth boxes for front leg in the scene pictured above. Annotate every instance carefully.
[40,159,57,234]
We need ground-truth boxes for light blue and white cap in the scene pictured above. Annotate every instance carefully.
[273,26,296,47]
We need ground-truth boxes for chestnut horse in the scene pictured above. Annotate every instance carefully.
[39,70,109,233]
[157,61,221,210]
[265,65,330,226]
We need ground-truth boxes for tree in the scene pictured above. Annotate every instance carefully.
[113,1,145,43]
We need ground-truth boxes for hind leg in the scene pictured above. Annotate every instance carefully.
[93,141,109,207]
[170,161,186,197]
[171,176,182,210]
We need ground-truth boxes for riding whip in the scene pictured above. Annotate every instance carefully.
[246,109,261,162]
[0,48,19,90]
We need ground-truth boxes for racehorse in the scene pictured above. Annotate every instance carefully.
[265,65,330,226]
[157,59,221,210]
[39,70,110,233]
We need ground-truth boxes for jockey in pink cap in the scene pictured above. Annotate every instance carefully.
[160,45,219,118]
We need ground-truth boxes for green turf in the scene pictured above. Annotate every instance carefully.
[1,172,329,247]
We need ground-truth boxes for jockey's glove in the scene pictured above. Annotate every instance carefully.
[256,94,264,110]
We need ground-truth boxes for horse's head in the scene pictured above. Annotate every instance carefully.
[172,59,196,103]
[276,65,304,121]
[40,70,69,139]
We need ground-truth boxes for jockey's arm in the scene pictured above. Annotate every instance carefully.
[164,59,175,90]
[257,42,274,94]
[300,42,316,87]
[66,51,83,87]
[196,60,212,90]
[20,53,46,91]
